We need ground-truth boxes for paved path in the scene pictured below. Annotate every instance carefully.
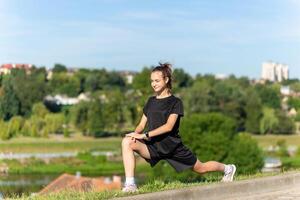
[116,172,300,200]
[239,185,300,200]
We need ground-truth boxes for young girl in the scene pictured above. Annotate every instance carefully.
[122,63,236,192]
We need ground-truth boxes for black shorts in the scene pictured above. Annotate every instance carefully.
[144,141,197,172]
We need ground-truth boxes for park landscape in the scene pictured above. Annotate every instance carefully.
[0,65,300,199]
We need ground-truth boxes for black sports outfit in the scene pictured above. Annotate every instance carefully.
[142,95,197,172]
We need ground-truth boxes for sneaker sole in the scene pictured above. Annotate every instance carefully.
[229,164,236,181]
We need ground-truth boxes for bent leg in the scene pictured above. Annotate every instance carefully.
[192,159,225,174]
[122,137,151,177]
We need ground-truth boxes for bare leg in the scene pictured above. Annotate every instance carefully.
[192,159,225,174]
[122,137,151,177]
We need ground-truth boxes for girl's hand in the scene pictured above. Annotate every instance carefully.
[126,132,146,142]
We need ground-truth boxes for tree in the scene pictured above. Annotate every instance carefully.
[184,79,215,114]
[87,99,106,137]
[245,89,263,134]
[212,80,247,130]
[44,113,65,134]
[11,68,47,116]
[132,67,152,95]
[255,85,281,109]
[50,73,81,97]
[287,97,300,110]
[70,102,89,133]
[173,68,193,90]
[0,120,10,140]
[8,116,24,138]
[225,133,264,174]
[0,77,20,120]
[290,82,300,93]
[260,107,278,134]
[180,113,263,173]
[32,103,49,118]
[273,111,295,134]
[53,63,67,73]
[106,71,126,88]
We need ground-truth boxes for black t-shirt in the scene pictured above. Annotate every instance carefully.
[143,95,184,155]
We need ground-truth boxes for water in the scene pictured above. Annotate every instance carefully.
[0,173,148,198]
[0,174,58,198]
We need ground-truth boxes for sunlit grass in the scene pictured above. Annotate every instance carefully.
[251,134,300,148]
[0,135,122,153]
[8,170,300,200]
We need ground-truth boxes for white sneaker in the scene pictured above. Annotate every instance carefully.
[122,183,138,193]
[221,164,236,182]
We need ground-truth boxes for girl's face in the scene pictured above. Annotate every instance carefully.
[150,71,169,93]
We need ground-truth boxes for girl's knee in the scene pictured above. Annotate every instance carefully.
[122,137,133,147]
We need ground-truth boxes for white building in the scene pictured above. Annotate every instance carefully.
[261,61,289,82]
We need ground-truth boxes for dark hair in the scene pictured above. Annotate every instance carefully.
[152,62,173,89]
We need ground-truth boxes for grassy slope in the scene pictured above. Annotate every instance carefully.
[0,135,122,153]
[9,171,295,200]
[252,134,300,148]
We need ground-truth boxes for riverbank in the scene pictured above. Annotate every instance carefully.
[8,171,297,200]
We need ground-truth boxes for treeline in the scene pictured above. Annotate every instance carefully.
[0,64,300,140]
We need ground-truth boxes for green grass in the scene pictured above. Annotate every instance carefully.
[252,134,300,148]
[0,135,122,153]
[8,170,298,200]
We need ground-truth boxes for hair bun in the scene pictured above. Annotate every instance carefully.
[159,62,172,72]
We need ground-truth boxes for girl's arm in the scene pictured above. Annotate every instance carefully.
[127,114,178,139]
[134,114,148,134]
[147,114,178,137]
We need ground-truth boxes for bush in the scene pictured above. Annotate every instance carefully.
[225,133,264,174]
[273,112,295,134]
[180,113,237,139]
[0,120,10,140]
[180,113,263,174]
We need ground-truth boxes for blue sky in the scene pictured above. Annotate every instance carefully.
[0,0,299,78]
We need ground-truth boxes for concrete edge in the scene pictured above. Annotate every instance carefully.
[114,172,300,200]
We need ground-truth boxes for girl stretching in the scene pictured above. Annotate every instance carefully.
[122,63,236,192]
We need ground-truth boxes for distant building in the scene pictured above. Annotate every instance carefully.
[261,61,289,82]
[280,86,291,96]
[44,93,90,106]
[215,74,228,80]
[0,63,33,75]
[118,70,137,84]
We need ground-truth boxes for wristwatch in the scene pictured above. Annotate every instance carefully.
[144,131,150,139]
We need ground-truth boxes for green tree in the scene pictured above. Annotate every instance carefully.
[273,111,295,134]
[50,73,81,97]
[0,77,20,120]
[0,120,10,140]
[212,80,247,130]
[245,89,263,134]
[32,103,49,118]
[181,113,263,173]
[225,133,264,174]
[8,116,24,137]
[70,102,89,133]
[53,63,67,73]
[287,97,300,110]
[44,113,65,134]
[260,107,278,134]
[11,68,47,116]
[87,99,105,137]
[290,82,300,93]
[173,68,193,90]
[132,67,152,95]
[184,79,215,114]
[255,85,281,109]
